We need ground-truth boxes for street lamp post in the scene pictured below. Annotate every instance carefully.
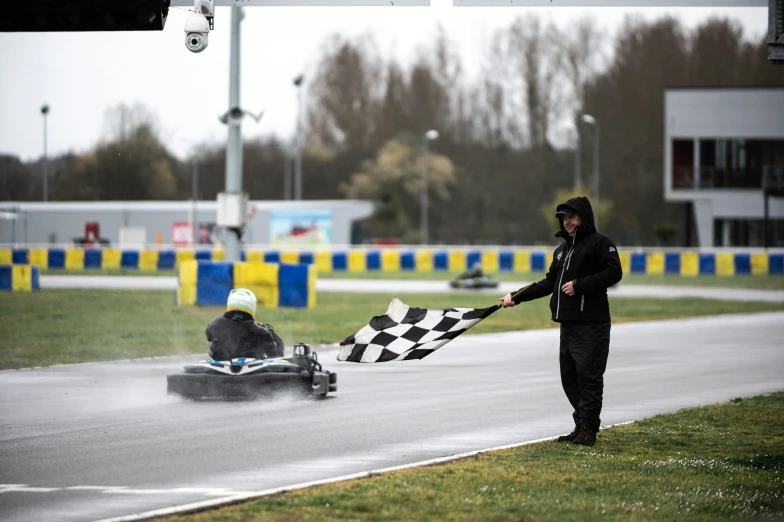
[421,129,439,245]
[293,74,304,201]
[581,114,600,231]
[41,104,50,202]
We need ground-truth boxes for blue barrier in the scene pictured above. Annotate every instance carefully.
[48,249,65,269]
[158,250,176,270]
[366,250,381,271]
[699,253,716,275]
[433,251,448,271]
[499,251,514,271]
[84,250,102,269]
[631,253,646,274]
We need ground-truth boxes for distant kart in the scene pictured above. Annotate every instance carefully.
[167,343,337,401]
[450,276,500,290]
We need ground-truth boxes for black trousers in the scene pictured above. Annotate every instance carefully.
[559,321,611,433]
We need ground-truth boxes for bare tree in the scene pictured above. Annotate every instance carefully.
[307,34,384,152]
[507,14,565,149]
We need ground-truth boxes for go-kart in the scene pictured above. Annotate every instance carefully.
[167,343,337,401]
[449,275,499,290]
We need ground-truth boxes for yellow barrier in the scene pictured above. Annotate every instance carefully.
[12,265,33,291]
[448,251,466,272]
[415,250,433,272]
[29,249,48,269]
[681,252,699,276]
[716,253,735,276]
[65,249,84,269]
[514,251,531,273]
[348,250,365,272]
[315,251,332,272]
[175,249,195,269]
[281,251,299,264]
[139,250,159,271]
[481,251,499,273]
[751,253,768,275]
[381,250,400,272]
[102,249,122,269]
[647,252,664,275]
[234,262,279,309]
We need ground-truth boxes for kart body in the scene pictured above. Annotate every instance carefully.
[167,343,337,400]
[449,276,500,290]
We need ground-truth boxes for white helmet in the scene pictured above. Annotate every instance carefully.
[227,288,257,317]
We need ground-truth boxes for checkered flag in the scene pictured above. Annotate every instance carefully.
[337,298,500,363]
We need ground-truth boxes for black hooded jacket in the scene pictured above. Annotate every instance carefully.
[206,310,285,361]
[512,197,622,323]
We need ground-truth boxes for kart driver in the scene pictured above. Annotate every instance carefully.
[455,262,485,282]
[206,288,285,361]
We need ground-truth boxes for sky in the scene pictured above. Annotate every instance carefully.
[0,0,769,163]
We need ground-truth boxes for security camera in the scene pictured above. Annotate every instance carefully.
[184,0,213,54]
[184,13,209,53]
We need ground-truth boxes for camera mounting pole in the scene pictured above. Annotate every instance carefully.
[222,6,244,262]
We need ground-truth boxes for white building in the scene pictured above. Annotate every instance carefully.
[664,87,784,247]
[0,200,373,247]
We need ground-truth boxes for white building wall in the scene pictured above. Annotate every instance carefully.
[664,88,784,247]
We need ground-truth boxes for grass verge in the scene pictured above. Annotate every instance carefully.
[161,392,784,522]
[1,290,783,370]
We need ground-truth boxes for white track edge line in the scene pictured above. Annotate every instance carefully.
[92,420,636,522]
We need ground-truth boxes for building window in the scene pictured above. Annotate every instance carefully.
[699,139,784,189]
[672,139,694,188]
[714,218,784,247]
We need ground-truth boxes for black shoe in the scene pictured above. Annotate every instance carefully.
[572,426,596,446]
[556,427,579,442]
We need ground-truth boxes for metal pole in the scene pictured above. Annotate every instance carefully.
[192,160,199,245]
[294,83,303,200]
[574,127,581,189]
[42,108,49,202]
[593,121,600,231]
[284,146,292,200]
[421,137,429,245]
[223,7,243,262]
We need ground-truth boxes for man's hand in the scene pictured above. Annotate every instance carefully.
[500,293,516,308]
[561,281,575,296]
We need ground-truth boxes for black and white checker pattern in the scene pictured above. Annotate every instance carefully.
[337,298,499,363]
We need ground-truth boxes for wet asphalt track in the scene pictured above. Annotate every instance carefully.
[1,311,783,522]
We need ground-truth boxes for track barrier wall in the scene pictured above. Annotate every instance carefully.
[175,260,316,309]
[2,247,783,276]
[0,264,40,292]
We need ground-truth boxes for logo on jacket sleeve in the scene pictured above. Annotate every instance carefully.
[609,247,616,252]
[557,252,563,261]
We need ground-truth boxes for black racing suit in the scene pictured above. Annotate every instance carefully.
[512,196,623,433]
[206,310,285,361]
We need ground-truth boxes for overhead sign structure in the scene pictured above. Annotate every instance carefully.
[2,0,426,32]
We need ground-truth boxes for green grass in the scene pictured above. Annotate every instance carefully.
[1,290,783,370]
[162,392,784,522]
[40,267,784,290]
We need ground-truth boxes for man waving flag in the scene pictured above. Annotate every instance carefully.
[337,297,500,363]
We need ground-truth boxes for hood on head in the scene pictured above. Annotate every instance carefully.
[555,196,595,237]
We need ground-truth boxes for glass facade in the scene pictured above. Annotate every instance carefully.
[672,139,784,190]
[713,218,784,247]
